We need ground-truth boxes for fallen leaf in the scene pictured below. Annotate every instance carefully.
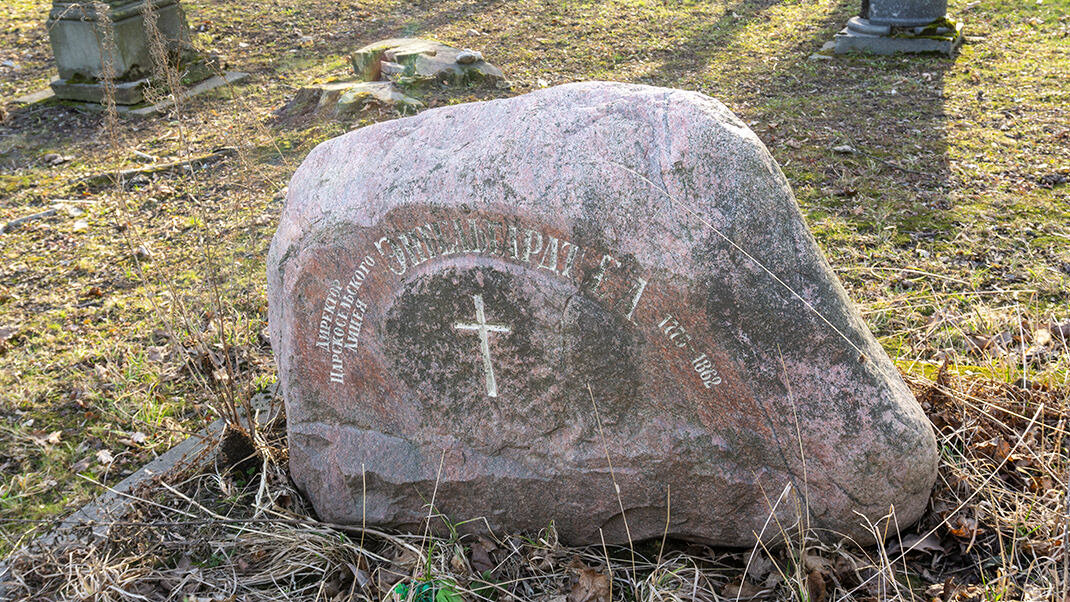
[30,430,63,447]
[96,449,115,464]
[722,580,762,599]
[568,566,610,602]
[450,546,467,573]
[745,552,774,581]
[120,431,149,447]
[832,144,858,154]
[470,537,496,573]
[964,333,993,354]
[176,555,192,572]
[392,547,421,570]
[1050,321,1069,340]
[995,438,1013,461]
[212,367,230,384]
[1029,475,1053,493]
[894,532,945,555]
[803,553,830,572]
[1033,328,1051,347]
[948,515,982,539]
[806,568,827,602]
[925,582,945,598]
[1024,344,1049,364]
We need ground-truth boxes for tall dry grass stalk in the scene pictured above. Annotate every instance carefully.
[141,0,258,435]
[86,0,267,441]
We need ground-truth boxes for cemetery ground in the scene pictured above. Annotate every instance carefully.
[0,0,1068,599]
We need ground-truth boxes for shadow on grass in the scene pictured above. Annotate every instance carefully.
[626,0,958,251]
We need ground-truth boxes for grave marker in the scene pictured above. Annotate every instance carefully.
[46,0,220,105]
[834,0,963,55]
[267,82,938,545]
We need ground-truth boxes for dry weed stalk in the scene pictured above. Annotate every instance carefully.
[83,0,268,442]
[141,0,257,435]
[6,369,1061,601]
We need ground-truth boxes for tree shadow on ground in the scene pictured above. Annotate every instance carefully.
[622,0,958,256]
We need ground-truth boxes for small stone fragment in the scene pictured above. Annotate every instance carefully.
[277,80,423,122]
[456,49,483,64]
[42,153,72,166]
[380,61,406,77]
[133,245,152,261]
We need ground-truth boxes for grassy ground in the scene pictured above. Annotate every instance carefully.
[0,0,1068,598]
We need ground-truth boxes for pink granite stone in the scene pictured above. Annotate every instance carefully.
[267,81,937,546]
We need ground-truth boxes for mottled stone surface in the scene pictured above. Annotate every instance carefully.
[277,80,423,121]
[351,38,504,87]
[267,82,938,546]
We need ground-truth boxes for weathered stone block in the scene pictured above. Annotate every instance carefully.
[46,0,207,104]
[864,0,948,27]
[267,82,938,546]
[834,15,963,56]
[276,81,423,121]
[350,38,503,87]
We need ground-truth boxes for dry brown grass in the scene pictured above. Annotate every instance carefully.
[1,0,1068,597]
[3,371,1066,601]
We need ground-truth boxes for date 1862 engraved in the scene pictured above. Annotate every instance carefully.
[658,314,722,389]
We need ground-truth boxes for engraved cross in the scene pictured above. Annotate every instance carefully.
[454,294,511,398]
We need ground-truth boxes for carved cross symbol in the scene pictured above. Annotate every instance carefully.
[454,294,511,398]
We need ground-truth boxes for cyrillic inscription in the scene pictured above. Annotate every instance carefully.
[311,211,720,389]
[314,255,376,384]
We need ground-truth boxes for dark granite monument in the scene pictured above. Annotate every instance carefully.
[834,0,963,56]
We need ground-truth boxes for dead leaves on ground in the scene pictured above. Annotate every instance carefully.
[28,429,62,448]
[722,550,858,602]
[567,559,611,602]
[141,322,256,388]
[908,370,1069,590]
[961,319,1069,367]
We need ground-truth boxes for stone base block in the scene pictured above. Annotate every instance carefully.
[834,17,963,56]
[40,71,248,116]
[50,56,221,105]
[50,77,151,105]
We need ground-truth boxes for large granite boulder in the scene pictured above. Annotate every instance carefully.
[267,82,938,546]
